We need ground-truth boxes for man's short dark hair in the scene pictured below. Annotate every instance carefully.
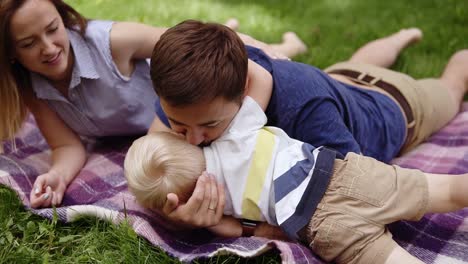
[150,19,248,106]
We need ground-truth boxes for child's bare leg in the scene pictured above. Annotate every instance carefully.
[385,245,424,264]
[269,32,307,58]
[351,233,423,264]
[425,172,468,213]
[349,28,423,68]
[439,50,468,106]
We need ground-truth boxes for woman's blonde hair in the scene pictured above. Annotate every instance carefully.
[124,132,206,210]
[0,0,87,142]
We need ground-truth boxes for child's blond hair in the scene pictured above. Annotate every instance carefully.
[124,132,205,210]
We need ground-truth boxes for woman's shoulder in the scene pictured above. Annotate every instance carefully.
[78,20,115,57]
[84,20,114,39]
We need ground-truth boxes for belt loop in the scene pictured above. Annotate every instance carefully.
[369,77,381,85]
[357,72,367,81]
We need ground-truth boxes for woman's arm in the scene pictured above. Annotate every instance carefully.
[26,97,87,208]
[108,21,288,77]
[237,32,289,60]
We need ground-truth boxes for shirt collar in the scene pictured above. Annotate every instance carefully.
[221,96,267,137]
[68,29,99,86]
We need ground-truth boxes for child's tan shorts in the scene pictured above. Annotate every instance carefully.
[302,152,429,264]
[325,62,458,154]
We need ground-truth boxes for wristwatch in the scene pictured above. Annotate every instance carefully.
[240,219,259,237]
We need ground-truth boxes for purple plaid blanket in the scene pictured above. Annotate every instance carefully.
[1,105,468,264]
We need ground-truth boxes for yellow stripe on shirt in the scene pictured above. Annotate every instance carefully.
[241,128,276,220]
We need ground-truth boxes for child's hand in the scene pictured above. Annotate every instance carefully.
[162,172,225,228]
[30,171,67,208]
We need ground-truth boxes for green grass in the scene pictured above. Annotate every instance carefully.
[2,0,467,263]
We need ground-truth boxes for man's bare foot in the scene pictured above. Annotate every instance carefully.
[282,32,307,55]
[392,28,423,48]
[225,18,239,31]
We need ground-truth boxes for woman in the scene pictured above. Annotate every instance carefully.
[0,0,306,208]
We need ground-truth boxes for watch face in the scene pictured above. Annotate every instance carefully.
[241,219,259,227]
[241,218,259,237]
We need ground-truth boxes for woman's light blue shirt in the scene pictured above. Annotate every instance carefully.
[30,20,157,137]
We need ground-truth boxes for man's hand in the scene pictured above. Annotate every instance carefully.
[162,172,225,228]
[254,222,291,241]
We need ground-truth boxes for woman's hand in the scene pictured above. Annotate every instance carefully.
[161,172,226,228]
[30,171,67,208]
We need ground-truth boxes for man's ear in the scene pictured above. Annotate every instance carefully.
[242,71,251,98]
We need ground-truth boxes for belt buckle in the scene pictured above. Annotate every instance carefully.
[357,72,381,86]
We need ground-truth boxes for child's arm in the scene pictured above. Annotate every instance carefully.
[26,97,87,208]
[207,216,242,237]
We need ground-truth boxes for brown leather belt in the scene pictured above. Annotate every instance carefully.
[328,69,415,145]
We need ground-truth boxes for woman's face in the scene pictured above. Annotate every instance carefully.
[9,0,72,82]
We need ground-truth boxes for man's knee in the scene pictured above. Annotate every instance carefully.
[450,49,468,63]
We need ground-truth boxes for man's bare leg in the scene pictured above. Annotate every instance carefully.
[349,28,423,68]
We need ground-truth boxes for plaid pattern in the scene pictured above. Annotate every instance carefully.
[2,104,468,264]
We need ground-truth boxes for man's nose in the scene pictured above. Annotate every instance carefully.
[186,128,205,145]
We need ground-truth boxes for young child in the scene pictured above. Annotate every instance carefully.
[125,96,468,264]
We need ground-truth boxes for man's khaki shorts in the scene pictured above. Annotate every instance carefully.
[325,62,458,154]
[302,152,429,264]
